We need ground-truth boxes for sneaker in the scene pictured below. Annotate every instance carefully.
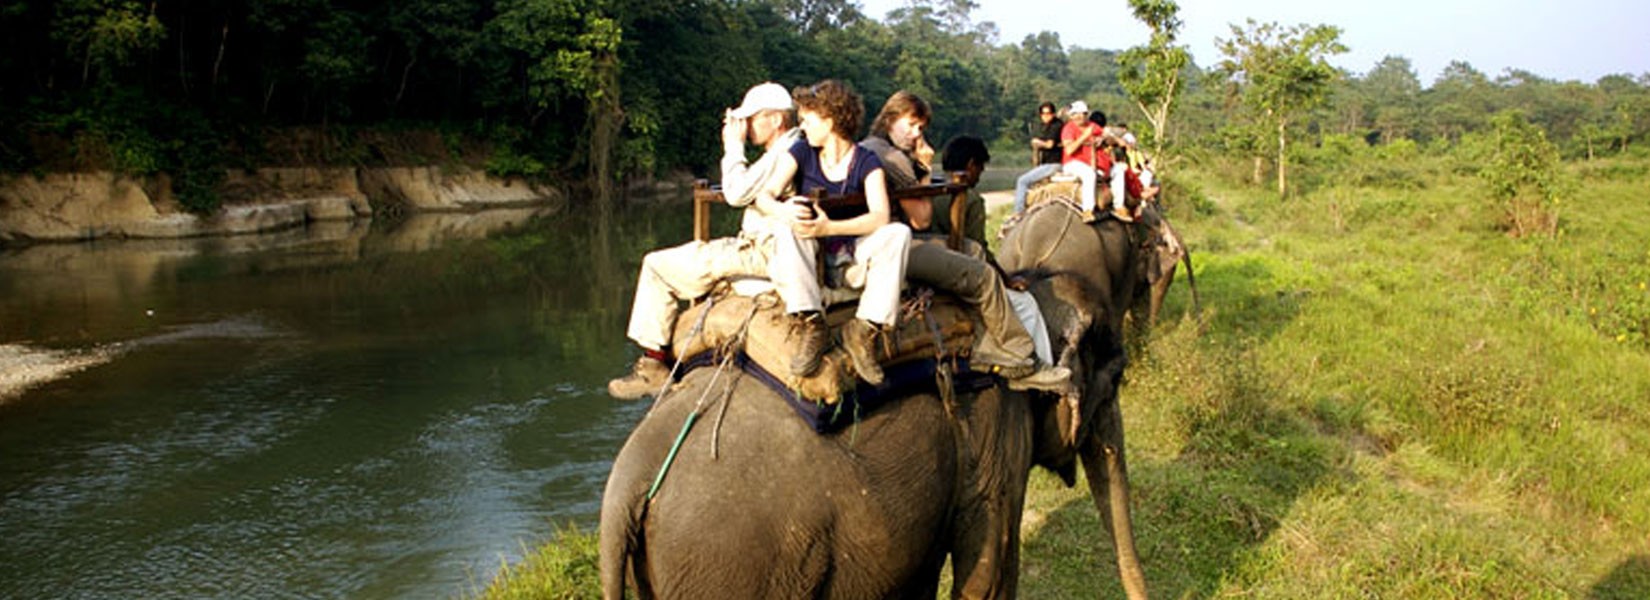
[1006,364,1072,392]
[789,312,830,377]
[1110,206,1135,223]
[607,356,670,399]
[841,319,886,386]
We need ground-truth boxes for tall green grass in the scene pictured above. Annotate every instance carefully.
[478,157,1650,599]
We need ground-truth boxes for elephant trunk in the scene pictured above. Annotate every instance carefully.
[1080,388,1148,599]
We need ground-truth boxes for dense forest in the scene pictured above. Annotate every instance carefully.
[2,0,1647,212]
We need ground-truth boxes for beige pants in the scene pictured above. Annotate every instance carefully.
[906,236,1035,367]
[624,233,774,351]
[1061,161,1098,212]
[769,223,912,326]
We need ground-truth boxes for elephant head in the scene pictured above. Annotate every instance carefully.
[998,200,1149,600]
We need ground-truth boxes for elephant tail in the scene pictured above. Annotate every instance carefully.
[1180,245,1202,317]
[599,487,649,599]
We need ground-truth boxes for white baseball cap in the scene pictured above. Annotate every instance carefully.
[1068,100,1090,115]
[729,82,793,118]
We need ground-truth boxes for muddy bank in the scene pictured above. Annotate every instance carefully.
[0,166,567,244]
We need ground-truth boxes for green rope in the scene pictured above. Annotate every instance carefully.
[647,411,700,500]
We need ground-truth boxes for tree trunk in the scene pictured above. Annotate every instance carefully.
[1251,156,1263,186]
[1276,119,1288,198]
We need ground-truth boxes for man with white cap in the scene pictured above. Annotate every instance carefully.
[1059,100,1113,221]
[608,82,801,399]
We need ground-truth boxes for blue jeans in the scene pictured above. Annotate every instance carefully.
[1013,163,1062,213]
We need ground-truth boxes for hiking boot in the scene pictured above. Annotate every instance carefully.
[1007,364,1073,393]
[607,356,670,400]
[841,319,886,386]
[789,312,830,377]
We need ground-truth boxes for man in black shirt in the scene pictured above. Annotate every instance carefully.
[1011,101,1064,213]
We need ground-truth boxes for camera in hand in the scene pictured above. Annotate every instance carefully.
[791,197,816,219]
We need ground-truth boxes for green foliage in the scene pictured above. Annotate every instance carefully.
[51,0,165,82]
[1116,0,1190,173]
[1477,110,1571,236]
[491,0,621,110]
[1216,19,1348,197]
[473,524,600,599]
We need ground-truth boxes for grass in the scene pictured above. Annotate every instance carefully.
[477,156,1650,598]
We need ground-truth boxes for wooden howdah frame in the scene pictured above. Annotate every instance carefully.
[692,172,976,252]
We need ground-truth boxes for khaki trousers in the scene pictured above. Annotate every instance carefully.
[624,233,774,351]
[906,236,1035,367]
[770,223,912,326]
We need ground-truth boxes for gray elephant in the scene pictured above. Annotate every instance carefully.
[599,201,1147,599]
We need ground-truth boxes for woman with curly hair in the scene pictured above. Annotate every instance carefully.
[758,79,912,386]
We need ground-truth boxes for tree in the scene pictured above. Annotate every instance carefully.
[1361,55,1421,143]
[52,0,166,85]
[1478,110,1567,238]
[1424,60,1494,142]
[1116,0,1190,177]
[1216,19,1346,197]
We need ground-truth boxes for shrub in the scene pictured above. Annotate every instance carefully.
[1476,110,1570,237]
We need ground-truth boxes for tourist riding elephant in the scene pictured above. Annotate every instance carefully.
[598,201,1146,599]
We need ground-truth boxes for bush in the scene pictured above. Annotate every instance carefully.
[1476,110,1571,237]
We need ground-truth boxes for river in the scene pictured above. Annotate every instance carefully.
[0,199,716,598]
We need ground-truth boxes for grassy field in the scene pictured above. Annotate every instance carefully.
[477,157,1650,599]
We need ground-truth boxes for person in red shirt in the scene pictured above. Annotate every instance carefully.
[1058,101,1112,221]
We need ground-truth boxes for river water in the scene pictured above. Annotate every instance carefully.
[0,200,711,598]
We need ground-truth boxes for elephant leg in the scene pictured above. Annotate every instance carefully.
[1079,382,1148,600]
[949,388,1034,600]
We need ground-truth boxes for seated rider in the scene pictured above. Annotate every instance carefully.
[940,136,1060,380]
[860,92,1069,391]
[607,82,800,399]
[1013,101,1065,214]
[763,79,913,386]
[1059,101,1118,222]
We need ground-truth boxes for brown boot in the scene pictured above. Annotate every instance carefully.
[789,312,830,377]
[841,319,886,386]
[607,356,670,400]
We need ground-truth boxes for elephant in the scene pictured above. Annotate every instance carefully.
[598,200,1147,599]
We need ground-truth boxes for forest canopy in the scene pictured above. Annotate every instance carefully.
[2,0,1646,210]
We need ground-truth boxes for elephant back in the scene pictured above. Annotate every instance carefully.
[998,199,1137,347]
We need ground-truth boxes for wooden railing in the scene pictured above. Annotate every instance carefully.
[693,172,974,251]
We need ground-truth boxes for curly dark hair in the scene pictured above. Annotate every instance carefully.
[791,79,864,141]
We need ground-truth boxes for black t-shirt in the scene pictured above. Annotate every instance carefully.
[1035,118,1065,165]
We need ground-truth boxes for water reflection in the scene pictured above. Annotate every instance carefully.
[0,194,722,598]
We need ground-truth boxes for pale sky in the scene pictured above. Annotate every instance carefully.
[856,0,1650,85]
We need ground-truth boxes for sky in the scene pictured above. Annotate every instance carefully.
[855,0,1650,85]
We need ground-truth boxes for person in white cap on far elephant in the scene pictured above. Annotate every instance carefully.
[1058,100,1117,222]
